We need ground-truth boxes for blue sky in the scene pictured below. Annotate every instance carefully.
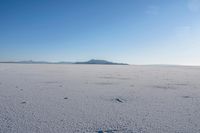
[0,0,200,65]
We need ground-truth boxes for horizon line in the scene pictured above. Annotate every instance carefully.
[0,60,200,67]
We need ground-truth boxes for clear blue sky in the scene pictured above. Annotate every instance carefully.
[0,0,200,65]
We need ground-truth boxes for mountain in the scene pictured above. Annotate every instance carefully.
[0,59,128,65]
[75,59,128,65]
[0,60,73,64]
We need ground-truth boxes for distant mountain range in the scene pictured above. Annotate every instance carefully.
[0,59,128,65]
[75,59,128,65]
[0,60,73,64]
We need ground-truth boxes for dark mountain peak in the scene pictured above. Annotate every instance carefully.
[75,59,128,65]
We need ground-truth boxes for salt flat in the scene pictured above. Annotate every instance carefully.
[0,64,200,133]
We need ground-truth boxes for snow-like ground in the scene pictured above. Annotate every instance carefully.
[0,64,200,133]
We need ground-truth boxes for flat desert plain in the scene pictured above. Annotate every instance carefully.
[0,64,200,133]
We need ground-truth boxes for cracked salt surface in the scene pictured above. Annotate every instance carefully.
[0,64,200,132]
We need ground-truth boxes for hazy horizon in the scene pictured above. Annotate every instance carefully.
[1,0,200,65]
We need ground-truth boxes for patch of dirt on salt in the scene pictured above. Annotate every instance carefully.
[95,82,115,85]
[153,85,176,90]
[182,96,193,99]
[111,97,127,103]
